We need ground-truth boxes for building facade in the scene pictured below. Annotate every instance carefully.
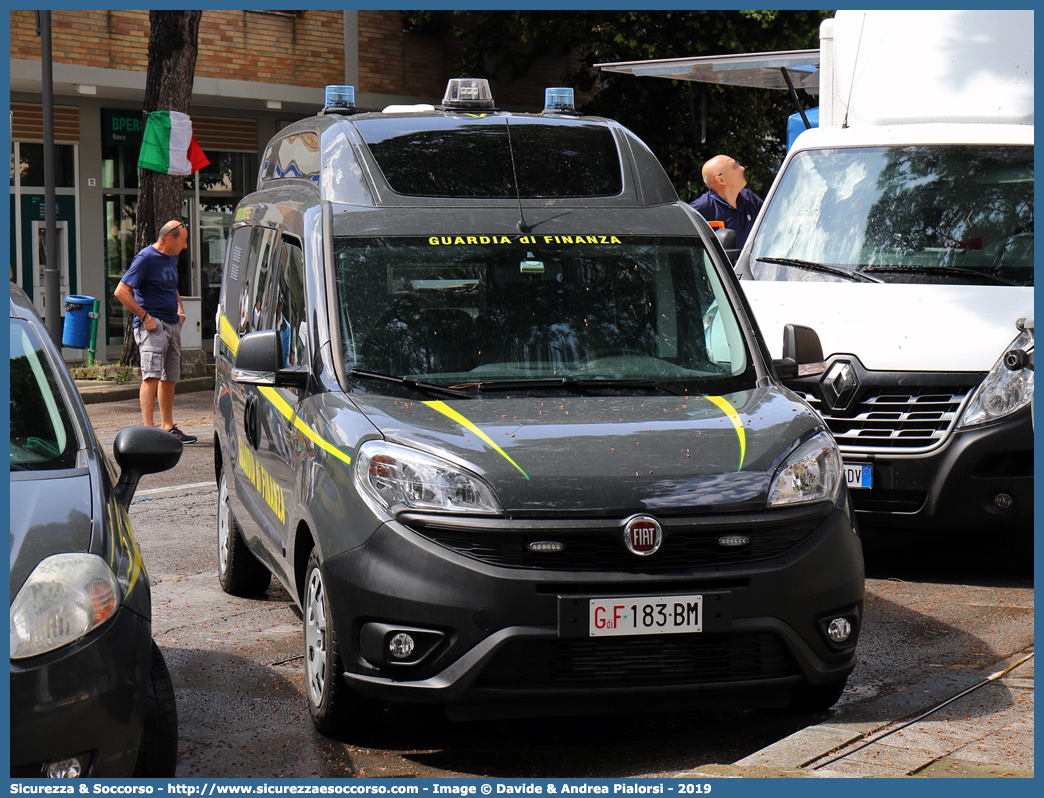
[10,9,582,359]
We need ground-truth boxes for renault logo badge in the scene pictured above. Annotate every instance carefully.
[624,515,662,556]
[822,361,858,411]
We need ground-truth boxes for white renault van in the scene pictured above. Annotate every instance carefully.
[734,11,1034,557]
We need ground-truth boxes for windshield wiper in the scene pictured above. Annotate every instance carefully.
[349,368,469,399]
[756,257,883,283]
[458,377,686,397]
[861,264,1019,286]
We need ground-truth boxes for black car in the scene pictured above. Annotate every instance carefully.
[10,283,183,777]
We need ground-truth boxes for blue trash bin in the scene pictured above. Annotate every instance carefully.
[62,295,96,349]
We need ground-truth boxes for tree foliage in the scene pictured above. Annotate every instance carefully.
[403,10,831,201]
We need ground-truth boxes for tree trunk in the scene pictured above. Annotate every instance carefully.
[120,11,202,367]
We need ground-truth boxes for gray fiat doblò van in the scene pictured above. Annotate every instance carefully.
[214,80,863,732]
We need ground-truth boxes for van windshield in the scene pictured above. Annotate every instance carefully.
[333,236,753,396]
[749,145,1033,286]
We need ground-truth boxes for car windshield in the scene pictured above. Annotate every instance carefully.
[333,235,753,396]
[749,145,1033,286]
[10,319,78,470]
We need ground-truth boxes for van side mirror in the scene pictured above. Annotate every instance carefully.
[112,426,183,509]
[233,329,309,389]
[711,225,740,265]
[774,324,826,381]
[714,227,736,251]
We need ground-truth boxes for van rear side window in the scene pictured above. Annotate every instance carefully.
[334,235,751,394]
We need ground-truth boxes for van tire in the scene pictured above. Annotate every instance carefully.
[132,642,179,777]
[217,466,271,596]
[304,548,362,735]
[1008,527,1033,568]
[786,676,848,712]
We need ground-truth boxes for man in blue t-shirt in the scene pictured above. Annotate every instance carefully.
[114,220,197,444]
[689,155,764,251]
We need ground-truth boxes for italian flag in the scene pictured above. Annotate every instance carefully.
[137,110,210,175]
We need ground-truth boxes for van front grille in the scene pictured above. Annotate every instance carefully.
[849,489,927,514]
[475,632,796,688]
[796,386,974,453]
[406,507,829,572]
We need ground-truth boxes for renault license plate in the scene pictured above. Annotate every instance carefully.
[844,462,872,489]
[590,595,702,637]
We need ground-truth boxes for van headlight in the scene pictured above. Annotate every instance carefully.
[10,553,121,660]
[355,441,503,515]
[768,431,842,507]
[958,330,1033,429]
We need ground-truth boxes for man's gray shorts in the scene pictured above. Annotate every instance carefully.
[134,319,181,381]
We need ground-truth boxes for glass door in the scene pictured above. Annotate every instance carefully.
[197,201,237,342]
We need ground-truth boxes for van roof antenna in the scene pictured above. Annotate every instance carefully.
[504,117,531,234]
[842,12,868,129]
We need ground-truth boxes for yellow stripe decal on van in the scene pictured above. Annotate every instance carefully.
[424,400,530,480]
[220,313,351,465]
[219,312,240,356]
[258,386,352,466]
[705,395,746,472]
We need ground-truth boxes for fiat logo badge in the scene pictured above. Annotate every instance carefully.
[624,515,662,556]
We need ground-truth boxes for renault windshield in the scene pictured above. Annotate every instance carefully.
[749,145,1033,287]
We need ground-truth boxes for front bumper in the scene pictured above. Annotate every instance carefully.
[322,502,864,716]
[842,409,1033,539]
[10,607,151,778]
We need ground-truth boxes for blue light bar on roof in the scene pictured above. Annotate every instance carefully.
[325,85,355,110]
[543,87,575,114]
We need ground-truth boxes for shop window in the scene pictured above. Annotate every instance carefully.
[101,145,140,190]
[17,144,76,188]
[197,152,254,193]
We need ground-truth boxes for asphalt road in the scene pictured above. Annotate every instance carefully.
[86,391,1034,779]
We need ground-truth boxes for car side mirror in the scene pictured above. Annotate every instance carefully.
[774,324,826,381]
[112,426,183,509]
[233,329,309,389]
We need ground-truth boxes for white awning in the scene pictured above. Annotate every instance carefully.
[595,50,820,93]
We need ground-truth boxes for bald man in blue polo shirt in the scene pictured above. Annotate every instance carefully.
[690,155,764,251]
[114,220,197,444]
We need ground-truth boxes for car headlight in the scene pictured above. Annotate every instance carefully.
[10,553,121,660]
[768,431,843,507]
[355,441,503,515]
[958,330,1033,429]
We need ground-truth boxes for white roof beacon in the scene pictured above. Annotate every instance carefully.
[438,78,497,112]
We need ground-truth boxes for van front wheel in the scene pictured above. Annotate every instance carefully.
[304,549,353,735]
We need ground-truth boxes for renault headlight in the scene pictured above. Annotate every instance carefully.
[355,441,503,515]
[10,553,121,660]
[958,330,1033,429]
[768,432,842,507]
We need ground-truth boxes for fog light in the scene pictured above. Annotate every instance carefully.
[44,758,82,778]
[994,493,1013,510]
[389,633,415,660]
[827,617,852,643]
